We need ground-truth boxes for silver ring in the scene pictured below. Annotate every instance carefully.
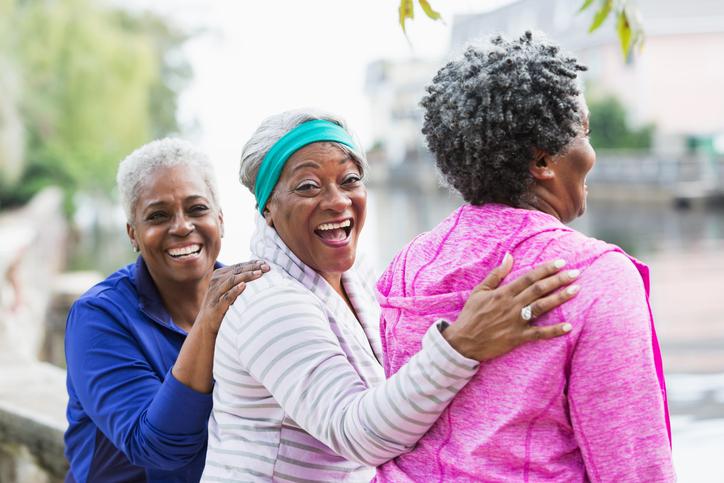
[521,305,534,321]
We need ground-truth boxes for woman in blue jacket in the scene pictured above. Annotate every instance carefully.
[63,138,268,482]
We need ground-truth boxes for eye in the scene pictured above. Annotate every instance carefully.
[147,211,167,221]
[189,205,209,216]
[295,181,320,192]
[343,174,361,185]
[585,128,592,137]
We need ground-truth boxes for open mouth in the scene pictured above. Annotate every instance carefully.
[167,244,202,260]
[314,219,352,242]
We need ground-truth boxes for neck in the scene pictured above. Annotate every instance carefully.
[319,271,358,320]
[519,188,561,222]
[154,273,212,332]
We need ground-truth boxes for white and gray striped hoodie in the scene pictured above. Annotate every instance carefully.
[202,212,479,483]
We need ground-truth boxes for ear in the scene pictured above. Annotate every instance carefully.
[262,205,274,228]
[218,208,225,238]
[126,222,139,251]
[529,147,555,180]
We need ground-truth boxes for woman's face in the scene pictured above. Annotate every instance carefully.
[264,142,366,285]
[127,165,223,289]
[532,98,596,224]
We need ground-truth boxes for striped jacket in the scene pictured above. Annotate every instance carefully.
[202,213,479,482]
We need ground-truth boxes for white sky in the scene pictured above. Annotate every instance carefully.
[121,0,517,262]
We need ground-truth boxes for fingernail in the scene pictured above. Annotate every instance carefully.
[554,259,566,269]
[567,269,580,279]
[562,323,572,332]
[503,252,511,264]
[253,270,261,275]
[566,285,580,294]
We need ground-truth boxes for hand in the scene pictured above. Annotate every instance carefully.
[442,254,579,361]
[197,260,270,335]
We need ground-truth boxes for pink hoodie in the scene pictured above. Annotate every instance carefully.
[374,204,674,483]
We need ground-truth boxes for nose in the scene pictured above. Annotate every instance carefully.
[169,213,194,236]
[319,185,352,212]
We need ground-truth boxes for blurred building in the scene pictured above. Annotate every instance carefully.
[452,0,724,156]
[365,0,724,201]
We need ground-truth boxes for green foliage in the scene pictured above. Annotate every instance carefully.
[398,1,645,62]
[579,0,644,61]
[398,0,442,36]
[588,95,654,150]
[0,0,193,210]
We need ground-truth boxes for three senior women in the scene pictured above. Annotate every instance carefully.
[64,139,268,482]
[202,110,582,481]
[375,32,674,482]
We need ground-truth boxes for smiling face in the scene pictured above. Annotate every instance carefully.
[127,165,223,290]
[529,97,596,224]
[264,142,366,286]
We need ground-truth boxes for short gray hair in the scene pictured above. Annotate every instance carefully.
[117,138,220,223]
[239,108,369,207]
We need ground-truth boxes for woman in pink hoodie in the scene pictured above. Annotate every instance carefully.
[375,31,675,482]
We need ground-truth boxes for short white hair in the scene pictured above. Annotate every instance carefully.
[117,138,220,223]
[239,108,369,207]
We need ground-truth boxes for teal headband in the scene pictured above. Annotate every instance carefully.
[255,120,358,214]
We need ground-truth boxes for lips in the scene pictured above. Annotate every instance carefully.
[167,244,202,260]
[314,219,352,243]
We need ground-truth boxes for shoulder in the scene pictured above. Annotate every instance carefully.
[69,263,138,321]
[225,268,326,326]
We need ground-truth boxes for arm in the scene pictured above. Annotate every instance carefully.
[220,287,478,467]
[172,261,269,393]
[65,261,268,470]
[221,257,579,466]
[567,252,674,482]
[65,299,210,470]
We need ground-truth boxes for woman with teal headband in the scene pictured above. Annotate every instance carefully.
[201,108,582,482]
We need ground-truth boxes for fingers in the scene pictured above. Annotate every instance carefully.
[503,258,568,296]
[522,322,573,341]
[516,268,580,309]
[477,253,514,291]
[231,260,270,274]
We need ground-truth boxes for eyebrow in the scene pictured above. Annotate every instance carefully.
[290,156,352,174]
[143,195,208,209]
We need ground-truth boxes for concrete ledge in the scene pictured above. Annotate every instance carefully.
[0,362,69,480]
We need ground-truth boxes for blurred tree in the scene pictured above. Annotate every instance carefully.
[588,95,654,150]
[0,0,193,209]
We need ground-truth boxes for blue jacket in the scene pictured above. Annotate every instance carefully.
[64,256,217,482]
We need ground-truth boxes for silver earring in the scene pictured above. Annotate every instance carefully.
[133,245,139,252]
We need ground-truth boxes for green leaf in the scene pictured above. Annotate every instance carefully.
[418,0,442,21]
[616,9,632,59]
[578,0,596,13]
[399,0,414,34]
[589,0,613,33]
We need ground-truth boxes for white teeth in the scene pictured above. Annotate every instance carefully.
[168,245,201,257]
[317,220,351,231]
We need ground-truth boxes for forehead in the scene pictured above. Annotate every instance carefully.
[283,142,353,172]
[137,165,212,205]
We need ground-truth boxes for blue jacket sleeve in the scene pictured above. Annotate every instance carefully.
[65,295,213,470]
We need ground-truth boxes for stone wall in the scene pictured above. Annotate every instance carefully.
[0,187,70,482]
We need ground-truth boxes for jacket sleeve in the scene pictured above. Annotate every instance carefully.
[218,285,479,467]
[566,252,675,482]
[65,296,212,470]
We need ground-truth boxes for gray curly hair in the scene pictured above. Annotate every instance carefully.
[117,138,220,223]
[239,108,368,209]
[420,30,588,206]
